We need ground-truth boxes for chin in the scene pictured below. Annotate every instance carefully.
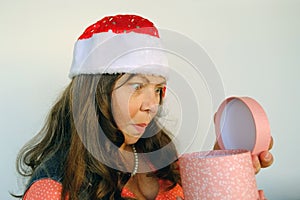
[125,137,140,145]
[124,133,143,145]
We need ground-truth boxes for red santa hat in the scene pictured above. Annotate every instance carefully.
[69,14,169,78]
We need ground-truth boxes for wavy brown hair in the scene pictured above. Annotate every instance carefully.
[14,74,181,200]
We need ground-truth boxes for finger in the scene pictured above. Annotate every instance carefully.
[258,190,267,200]
[252,155,261,174]
[213,141,220,150]
[268,136,274,150]
[259,151,274,168]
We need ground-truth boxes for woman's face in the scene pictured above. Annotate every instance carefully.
[111,74,166,145]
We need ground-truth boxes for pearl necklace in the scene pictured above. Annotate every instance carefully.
[131,145,139,176]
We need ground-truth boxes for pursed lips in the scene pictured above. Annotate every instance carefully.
[132,123,148,133]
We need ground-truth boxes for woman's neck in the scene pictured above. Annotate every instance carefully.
[119,143,133,151]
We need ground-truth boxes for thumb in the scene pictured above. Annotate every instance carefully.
[258,189,267,200]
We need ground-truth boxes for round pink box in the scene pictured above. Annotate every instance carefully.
[179,150,259,200]
[214,96,271,155]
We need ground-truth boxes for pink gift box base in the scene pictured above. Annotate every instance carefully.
[179,150,259,200]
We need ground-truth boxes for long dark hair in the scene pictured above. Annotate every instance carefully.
[14,74,180,200]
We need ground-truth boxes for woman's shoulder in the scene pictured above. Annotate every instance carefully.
[23,153,66,199]
[23,178,63,200]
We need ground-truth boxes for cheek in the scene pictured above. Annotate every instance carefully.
[128,96,141,118]
[111,93,127,123]
[112,91,140,122]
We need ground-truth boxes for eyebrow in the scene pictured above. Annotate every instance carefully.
[130,75,166,85]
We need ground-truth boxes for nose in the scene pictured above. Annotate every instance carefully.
[140,88,159,113]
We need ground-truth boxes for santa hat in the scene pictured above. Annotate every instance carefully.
[69,14,169,78]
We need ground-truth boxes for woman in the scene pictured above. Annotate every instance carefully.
[15,14,273,200]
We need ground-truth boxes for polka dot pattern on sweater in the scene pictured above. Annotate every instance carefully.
[23,179,63,200]
[121,181,184,200]
[24,178,183,200]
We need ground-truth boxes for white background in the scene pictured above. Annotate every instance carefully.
[1,0,299,199]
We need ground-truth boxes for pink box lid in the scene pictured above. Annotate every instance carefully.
[214,96,271,155]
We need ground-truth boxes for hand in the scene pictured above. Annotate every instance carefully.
[214,137,274,174]
[258,189,267,200]
[252,136,274,174]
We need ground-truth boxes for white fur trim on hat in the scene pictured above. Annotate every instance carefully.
[69,31,169,79]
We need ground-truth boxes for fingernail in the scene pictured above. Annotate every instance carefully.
[264,152,271,161]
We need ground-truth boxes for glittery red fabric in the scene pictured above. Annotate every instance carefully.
[78,14,159,40]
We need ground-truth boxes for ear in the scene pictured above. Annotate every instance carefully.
[162,86,166,98]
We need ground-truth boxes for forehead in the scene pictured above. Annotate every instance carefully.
[117,74,166,85]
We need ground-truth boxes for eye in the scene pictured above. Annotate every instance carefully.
[131,83,144,90]
[155,87,162,94]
